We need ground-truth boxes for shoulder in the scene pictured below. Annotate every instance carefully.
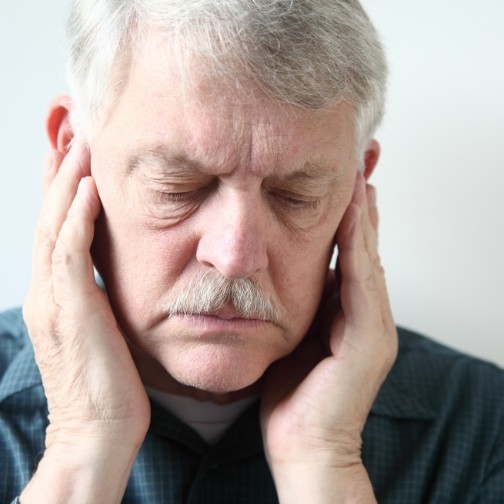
[367,327,504,501]
[394,326,503,402]
[0,307,31,375]
[380,326,503,454]
[0,308,46,501]
[372,325,503,434]
[0,307,41,402]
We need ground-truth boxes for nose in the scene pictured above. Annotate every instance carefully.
[196,193,269,279]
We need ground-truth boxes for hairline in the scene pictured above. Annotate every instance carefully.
[68,1,387,166]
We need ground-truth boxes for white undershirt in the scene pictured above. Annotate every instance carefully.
[147,387,258,445]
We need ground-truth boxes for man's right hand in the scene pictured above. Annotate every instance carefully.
[21,142,150,503]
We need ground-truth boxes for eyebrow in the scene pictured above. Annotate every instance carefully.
[276,161,342,186]
[127,147,205,177]
[127,146,343,185]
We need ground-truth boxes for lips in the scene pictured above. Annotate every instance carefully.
[188,312,265,326]
[170,302,267,322]
[202,307,256,321]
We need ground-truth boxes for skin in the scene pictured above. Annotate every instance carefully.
[21,42,397,503]
[89,59,360,397]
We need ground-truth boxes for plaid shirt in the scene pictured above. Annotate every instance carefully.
[1,307,503,503]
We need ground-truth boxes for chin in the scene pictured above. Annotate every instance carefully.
[166,344,271,394]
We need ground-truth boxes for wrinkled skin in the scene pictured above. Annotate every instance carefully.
[21,39,397,503]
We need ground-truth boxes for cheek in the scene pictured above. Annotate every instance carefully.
[93,202,198,331]
[269,227,335,341]
[270,191,350,341]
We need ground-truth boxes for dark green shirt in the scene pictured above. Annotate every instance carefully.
[0,307,502,503]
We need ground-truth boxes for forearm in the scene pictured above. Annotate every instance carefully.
[20,439,142,504]
[272,462,377,504]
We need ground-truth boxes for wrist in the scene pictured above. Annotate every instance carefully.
[271,461,376,504]
[20,436,143,504]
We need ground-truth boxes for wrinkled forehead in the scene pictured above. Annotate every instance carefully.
[132,25,357,118]
[95,27,358,179]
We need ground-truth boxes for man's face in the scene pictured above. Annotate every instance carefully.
[89,42,359,395]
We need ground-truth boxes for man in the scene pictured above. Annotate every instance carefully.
[0,0,502,502]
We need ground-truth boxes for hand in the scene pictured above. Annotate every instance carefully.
[260,173,398,503]
[21,143,150,503]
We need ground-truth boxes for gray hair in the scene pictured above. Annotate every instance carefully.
[67,0,388,157]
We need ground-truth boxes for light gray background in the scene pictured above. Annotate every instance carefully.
[1,1,503,366]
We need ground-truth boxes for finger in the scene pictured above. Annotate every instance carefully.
[333,172,365,300]
[43,142,90,231]
[52,176,102,306]
[355,179,395,336]
[360,183,395,332]
[357,178,379,267]
[42,152,55,195]
[336,200,381,334]
[330,175,397,373]
[32,142,90,288]
[366,184,379,232]
[42,150,66,197]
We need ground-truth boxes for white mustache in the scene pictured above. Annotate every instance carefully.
[166,270,281,324]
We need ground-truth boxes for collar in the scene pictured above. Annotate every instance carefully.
[149,396,264,460]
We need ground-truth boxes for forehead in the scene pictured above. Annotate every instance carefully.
[98,31,358,179]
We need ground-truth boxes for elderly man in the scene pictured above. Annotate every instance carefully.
[0,1,502,503]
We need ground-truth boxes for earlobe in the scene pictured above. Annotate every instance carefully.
[46,96,74,153]
[363,139,381,181]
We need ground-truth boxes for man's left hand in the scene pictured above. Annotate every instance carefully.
[260,173,398,503]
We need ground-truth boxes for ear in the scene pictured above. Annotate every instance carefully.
[362,139,381,181]
[46,96,74,154]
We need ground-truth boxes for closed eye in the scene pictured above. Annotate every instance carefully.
[268,190,321,212]
[154,186,212,204]
[139,180,217,225]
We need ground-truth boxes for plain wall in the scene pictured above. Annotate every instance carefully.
[1,1,503,367]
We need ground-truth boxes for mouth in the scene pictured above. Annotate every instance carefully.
[168,303,272,322]
[175,312,268,322]
[201,307,265,321]
[168,309,272,332]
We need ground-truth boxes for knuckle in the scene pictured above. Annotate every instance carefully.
[372,254,385,275]
[57,213,87,253]
[52,223,82,272]
[24,284,61,343]
[362,267,378,294]
[52,245,75,271]
[34,219,57,249]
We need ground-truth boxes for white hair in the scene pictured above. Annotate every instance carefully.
[67,0,388,157]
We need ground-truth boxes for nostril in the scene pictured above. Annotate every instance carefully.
[196,227,268,280]
[196,193,269,278]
